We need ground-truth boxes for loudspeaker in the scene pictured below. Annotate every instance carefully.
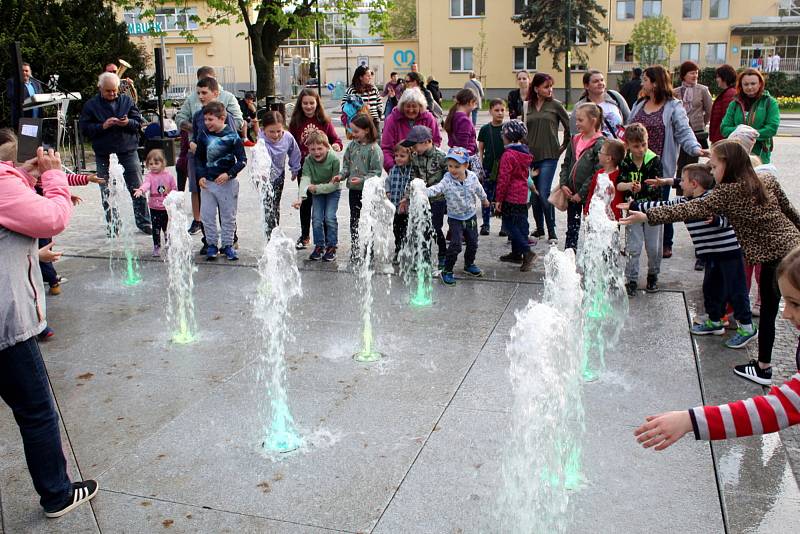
[144,138,177,167]
[154,47,164,97]
[9,42,24,130]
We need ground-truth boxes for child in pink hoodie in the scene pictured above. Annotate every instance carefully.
[134,149,178,257]
[494,120,537,272]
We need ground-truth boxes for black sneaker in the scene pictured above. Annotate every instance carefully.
[322,246,337,262]
[296,236,309,250]
[695,258,705,271]
[187,220,202,235]
[498,230,508,237]
[733,359,772,386]
[626,281,637,297]
[499,252,523,264]
[480,226,490,236]
[645,275,659,293]
[199,244,208,256]
[45,480,99,518]
[531,228,545,238]
[309,246,324,261]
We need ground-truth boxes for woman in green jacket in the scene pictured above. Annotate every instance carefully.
[720,68,780,164]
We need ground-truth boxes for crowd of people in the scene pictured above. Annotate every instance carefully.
[1,57,799,520]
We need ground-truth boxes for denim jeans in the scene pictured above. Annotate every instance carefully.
[530,159,558,235]
[481,179,495,228]
[95,150,151,232]
[703,251,751,325]
[429,199,448,261]
[471,108,479,125]
[624,222,663,282]
[299,195,313,240]
[312,190,340,247]
[38,237,58,286]
[501,202,530,256]
[445,216,479,272]
[0,337,72,512]
[565,201,583,251]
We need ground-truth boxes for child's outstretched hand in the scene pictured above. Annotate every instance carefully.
[332,174,342,183]
[133,189,144,198]
[87,174,106,184]
[70,195,83,206]
[645,177,671,187]
[350,177,362,186]
[634,411,693,451]
[38,242,62,263]
[618,208,647,225]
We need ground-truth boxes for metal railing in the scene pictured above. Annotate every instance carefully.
[739,57,800,74]
[157,66,237,100]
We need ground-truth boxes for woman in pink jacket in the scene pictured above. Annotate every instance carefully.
[381,87,442,171]
[0,145,99,518]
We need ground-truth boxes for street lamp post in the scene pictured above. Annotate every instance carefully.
[564,0,572,107]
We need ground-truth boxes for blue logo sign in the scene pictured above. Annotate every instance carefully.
[128,22,163,35]
[326,82,335,91]
[393,49,416,68]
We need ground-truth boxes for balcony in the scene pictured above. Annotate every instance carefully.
[739,57,800,74]
[159,66,236,100]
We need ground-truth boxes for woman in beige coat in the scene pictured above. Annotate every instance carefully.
[674,60,713,186]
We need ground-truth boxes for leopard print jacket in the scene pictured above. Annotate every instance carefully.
[646,172,800,264]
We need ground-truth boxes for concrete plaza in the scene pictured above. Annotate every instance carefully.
[1,126,800,533]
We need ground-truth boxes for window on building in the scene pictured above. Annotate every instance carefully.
[680,43,700,62]
[451,48,474,71]
[513,47,537,70]
[124,7,198,31]
[616,0,635,20]
[614,44,634,64]
[706,43,727,64]
[683,0,701,19]
[514,0,528,16]
[643,0,662,17]
[710,0,729,19]
[570,17,588,45]
[175,47,194,74]
[779,0,800,16]
[450,0,485,17]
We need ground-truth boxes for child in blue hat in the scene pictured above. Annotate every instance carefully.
[425,146,489,285]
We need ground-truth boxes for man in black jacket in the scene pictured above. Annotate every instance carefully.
[620,68,643,109]
[6,63,44,126]
[79,72,151,234]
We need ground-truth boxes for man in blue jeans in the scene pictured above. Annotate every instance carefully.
[80,72,151,235]
[0,147,98,518]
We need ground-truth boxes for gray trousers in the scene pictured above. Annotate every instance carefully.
[625,222,663,282]
[200,179,239,247]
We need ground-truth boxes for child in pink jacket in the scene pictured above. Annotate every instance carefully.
[134,149,178,257]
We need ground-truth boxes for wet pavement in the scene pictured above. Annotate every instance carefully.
[1,112,799,532]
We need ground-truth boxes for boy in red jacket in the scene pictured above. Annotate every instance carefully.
[494,120,537,272]
[583,138,626,221]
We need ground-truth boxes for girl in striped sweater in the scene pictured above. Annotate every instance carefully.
[341,65,383,132]
[634,245,800,450]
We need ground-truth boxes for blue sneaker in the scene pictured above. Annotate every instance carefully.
[206,244,219,261]
[463,264,483,277]
[221,245,238,261]
[725,325,758,349]
[309,246,324,261]
[441,271,456,285]
[691,320,725,336]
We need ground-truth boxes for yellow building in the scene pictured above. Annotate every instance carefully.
[415,0,800,98]
[121,2,253,98]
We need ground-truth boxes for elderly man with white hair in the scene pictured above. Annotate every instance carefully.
[380,87,442,170]
[79,71,151,234]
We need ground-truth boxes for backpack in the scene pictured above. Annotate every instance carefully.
[341,93,370,140]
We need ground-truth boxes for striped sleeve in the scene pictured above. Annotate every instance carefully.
[36,173,91,187]
[689,372,800,440]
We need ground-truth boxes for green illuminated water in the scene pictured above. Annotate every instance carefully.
[409,268,432,307]
[123,250,142,286]
[400,179,435,308]
[164,191,198,345]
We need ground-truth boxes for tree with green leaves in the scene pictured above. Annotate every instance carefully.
[514,0,610,104]
[629,15,677,68]
[0,0,148,127]
[385,0,415,39]
[118,0,392,99]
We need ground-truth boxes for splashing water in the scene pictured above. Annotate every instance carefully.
[399,179,434,307]
[164,191,197,344]
[106,153,142,286]
[249,139,276,239]
[353,176,395,362]
[576,173,628,381]
[498,248,585,533]
[255,228,303,453]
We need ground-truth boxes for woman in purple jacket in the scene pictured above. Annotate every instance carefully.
[380,87,442,170]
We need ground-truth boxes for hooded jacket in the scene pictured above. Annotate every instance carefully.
[720,90,780,164]
[0,162,73,350]
[559,134,605,202]
[495,144,533,206]
[618,149,664,203]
